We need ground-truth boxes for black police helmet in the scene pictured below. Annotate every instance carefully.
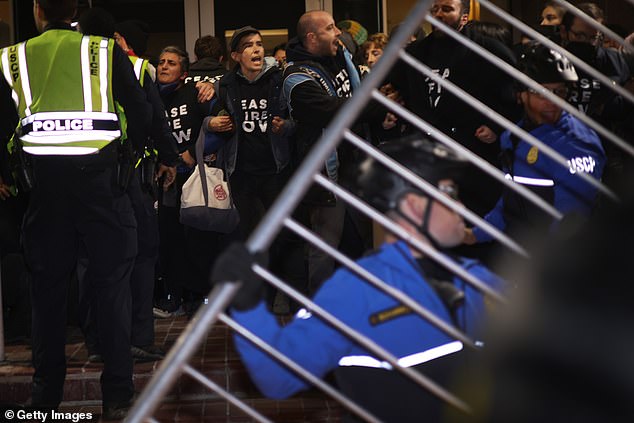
[355,136,467,213]
[517,41,578,86]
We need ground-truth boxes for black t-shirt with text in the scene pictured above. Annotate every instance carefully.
[160,83,212,155]
[234,82,277,175]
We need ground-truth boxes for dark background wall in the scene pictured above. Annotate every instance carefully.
[11,0,634,58]
[510,0,634,37]
[214,0,305,42]
[333,0,382,35]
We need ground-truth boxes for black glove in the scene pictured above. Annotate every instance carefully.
[210,242,265,311]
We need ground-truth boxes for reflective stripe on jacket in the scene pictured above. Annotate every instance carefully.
[0,30,121,155]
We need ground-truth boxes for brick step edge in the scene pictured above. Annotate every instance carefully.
[0,370,262,404]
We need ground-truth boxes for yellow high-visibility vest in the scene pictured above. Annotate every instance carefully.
[0,29,121,155]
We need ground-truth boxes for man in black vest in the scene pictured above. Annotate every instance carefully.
[282,11,382,294]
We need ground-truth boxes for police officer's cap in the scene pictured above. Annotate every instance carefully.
[518,41,578,85]
[355,136,467,213]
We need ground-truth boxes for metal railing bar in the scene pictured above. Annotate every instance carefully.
[283,216,478,348]
[125,282,241,423]
[245,0,436,254]
[314,173,507,304]
[371,91,564,221]
[554,0,634,54]
[148,418,159,423]
[426,15,634,160]
[399,50,618,202]
[219,313,385,423]
[343,130,530,258]
[183,365,274,423]
[478,0,634,108]
[249,264,472,414]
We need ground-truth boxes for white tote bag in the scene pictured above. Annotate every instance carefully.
[180,124,239,233]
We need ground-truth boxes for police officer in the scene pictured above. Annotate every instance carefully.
[0,0,151,419]
[212,137,504,422]
[77,6,179,362]
[463,43,606,247]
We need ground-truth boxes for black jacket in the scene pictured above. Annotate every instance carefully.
[212,59,290,177]
[283,38,382,206]
[158,82,212,164]
[140,67,179,166]
[564,42,631,123]
[387,29,520,215]
[388,29,519,164]
[184,57,226,85]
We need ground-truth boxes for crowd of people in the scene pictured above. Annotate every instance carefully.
[1,0,633,420]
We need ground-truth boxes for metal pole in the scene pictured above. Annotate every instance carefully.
[314,174,507,304]
[183,365,274,423]
[370,92,564,221]
[426,15,634,160]
[249,265,473,413]
[125,282,240,423]
[478,0,634,108]
[245,0,436,254]
[554,0,634,54]
[344,130,529,258]
[220,313,385,423]
[399,50,617,202]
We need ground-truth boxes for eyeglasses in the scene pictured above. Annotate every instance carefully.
[527,86,569,99]
[437,182,459,200]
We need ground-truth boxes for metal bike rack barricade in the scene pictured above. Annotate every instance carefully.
[343,130,530,258]
[479,0,634,109]
[370,92,565,220]
[553,0,634,54]
[398,49,617,201]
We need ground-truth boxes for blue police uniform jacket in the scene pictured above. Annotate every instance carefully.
[231,240,503,400]
[473,112,605,242]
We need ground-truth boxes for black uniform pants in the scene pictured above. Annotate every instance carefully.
[78,169,158,349]
[127,171,159,346]
[24,153,136,407]
[157,172,189,304]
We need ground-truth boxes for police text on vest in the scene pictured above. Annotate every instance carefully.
[32,119,94,132]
